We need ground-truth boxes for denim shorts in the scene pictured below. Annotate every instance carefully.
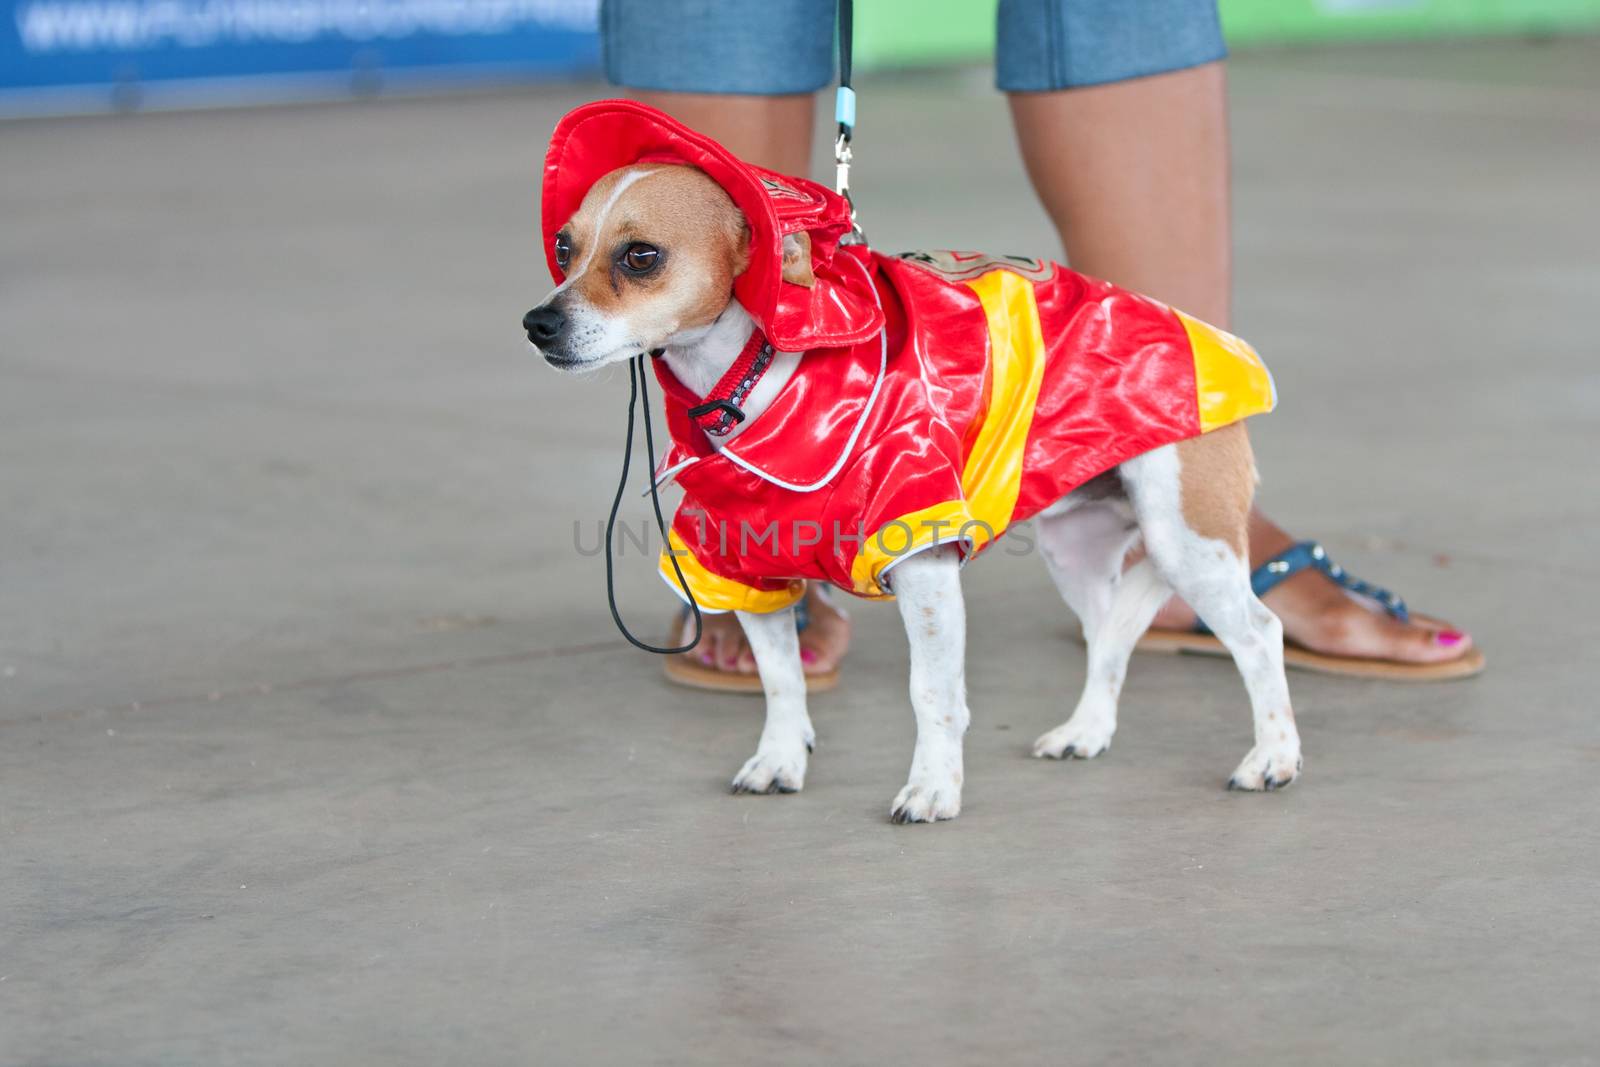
[600,0,1226,95]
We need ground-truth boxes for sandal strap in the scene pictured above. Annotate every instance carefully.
[1194,540,1409,635]
[793,591,811,633]
[679,599,813,635]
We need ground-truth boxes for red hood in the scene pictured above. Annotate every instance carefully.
[540,99,885,352]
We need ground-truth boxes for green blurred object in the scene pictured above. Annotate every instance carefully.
[854,0,997,68]
[854,0,1600,68]
[1219,0,1600,43]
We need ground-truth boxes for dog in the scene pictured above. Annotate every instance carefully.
[524,101,1299,823]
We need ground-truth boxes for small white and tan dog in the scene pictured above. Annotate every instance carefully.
[525,162,1300,823]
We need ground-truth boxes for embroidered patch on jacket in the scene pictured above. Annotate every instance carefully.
[894,250,1057,284]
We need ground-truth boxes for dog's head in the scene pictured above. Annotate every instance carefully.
[524,163,816,371]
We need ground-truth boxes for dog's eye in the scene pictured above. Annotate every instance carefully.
[620,243,661,274]
[554,232,572,270]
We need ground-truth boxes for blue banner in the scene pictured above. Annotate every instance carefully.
[1,0,600,115]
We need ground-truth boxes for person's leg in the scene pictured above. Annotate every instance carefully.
[602,0,851,677]
[1001,0,1472,665]
[625,93,817,178]
[602,0,829,178]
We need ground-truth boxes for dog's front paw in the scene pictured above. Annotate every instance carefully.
[1032,716,1114,760]
[730,743,808,795]
[1226,744,1302,792]
[889,776,962,824]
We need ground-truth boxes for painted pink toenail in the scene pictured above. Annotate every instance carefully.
[801,648,818,665]
[1435,630,1465,647]
[699,652,715,665]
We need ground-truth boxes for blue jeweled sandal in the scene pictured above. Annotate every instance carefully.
[1137,541,1483,681]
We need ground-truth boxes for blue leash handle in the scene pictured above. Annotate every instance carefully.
[835,86,856,130]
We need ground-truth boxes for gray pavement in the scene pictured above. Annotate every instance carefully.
[3,38,1599,1066]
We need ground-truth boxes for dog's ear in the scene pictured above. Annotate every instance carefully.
[726,213,752,279]
[781,231,815,288]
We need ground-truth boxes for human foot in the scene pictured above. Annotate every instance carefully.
[791,585,852,676]
[1148,510,1475,668]
[663,583,852,689]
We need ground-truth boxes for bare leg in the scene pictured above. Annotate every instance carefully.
[1009,64,1473,666]
[628,91,816,177]
[1011,63,1232,322]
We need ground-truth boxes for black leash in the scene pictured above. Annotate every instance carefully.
[604,352,703,654]
[837,0,854,138]
[833,0,862,238]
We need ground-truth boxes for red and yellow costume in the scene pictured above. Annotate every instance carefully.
[542,102,1276,614]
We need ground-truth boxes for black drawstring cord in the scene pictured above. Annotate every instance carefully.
[604,351,704,654]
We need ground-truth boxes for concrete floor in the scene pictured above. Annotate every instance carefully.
[3,38,1599,1066]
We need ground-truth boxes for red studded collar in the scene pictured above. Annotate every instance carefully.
[684,328,777,437]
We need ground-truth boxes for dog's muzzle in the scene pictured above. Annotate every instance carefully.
[523,305,568,349]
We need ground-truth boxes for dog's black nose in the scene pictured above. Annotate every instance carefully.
[523,306,566,345]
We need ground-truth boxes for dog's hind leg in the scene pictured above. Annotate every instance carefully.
[1120,434,1301,791]
[729,606,815,794]
[887,545,969,823]
[1033,500,1172,760]
[1036,499,1139,644]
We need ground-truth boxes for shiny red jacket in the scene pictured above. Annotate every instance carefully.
[541,102,1276,614]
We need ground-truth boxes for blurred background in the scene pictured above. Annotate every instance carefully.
[4,3,1600,1064]
[4,0,1600,115]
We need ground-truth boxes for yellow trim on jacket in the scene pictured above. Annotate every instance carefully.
[659,529,806,614]
[1178,310,1277,433]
